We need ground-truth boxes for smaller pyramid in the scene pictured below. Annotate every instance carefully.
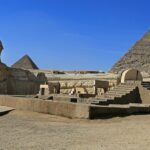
[12,55,39,70]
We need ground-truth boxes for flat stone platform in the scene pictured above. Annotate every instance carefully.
[0,106,15,115]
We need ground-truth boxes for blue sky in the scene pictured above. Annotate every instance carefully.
[0,0,150,71]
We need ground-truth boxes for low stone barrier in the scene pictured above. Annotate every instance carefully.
[89,104,150,119]
[0,95,90,119]
[0,95,150,119]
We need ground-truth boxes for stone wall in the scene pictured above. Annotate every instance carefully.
[6,80,39,95]
[138,85,150,104]
[0,95,90,119]
[59,80,108,95]
[0,95,150,119]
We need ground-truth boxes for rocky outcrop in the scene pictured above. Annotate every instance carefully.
[0,62,41,95]
[6,68,40,95]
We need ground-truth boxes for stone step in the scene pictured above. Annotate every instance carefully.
[142,82,150,84]
[118,83,136,86]
[105,90,132,96]
[106,91,130,95]
[99,95,123,100]
[141,83,150,89]
[91,83,137,106]
[142,85,150,87]
[142,87,150,90]
[141,86,150,88]
[142,83,150,85]
[109,89,131,92]
[109,87,135,90]
[114,85,136,88]
[91,99,109,105]
[105,94,127,98]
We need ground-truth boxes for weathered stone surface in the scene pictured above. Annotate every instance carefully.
[37,72,47,84]
[0,61,40,95]
[0,96,90,119]
[85,87,95,94]
[0,106,14,115]
[60,89,72,94]
[60,80,95,88]
[110,30,150,74]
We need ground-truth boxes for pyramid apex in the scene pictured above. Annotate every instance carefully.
[11,54,39,70]
[110,29,150,74]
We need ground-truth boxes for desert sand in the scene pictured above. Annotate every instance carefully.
[0,110,150,150]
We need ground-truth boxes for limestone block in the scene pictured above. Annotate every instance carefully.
[75,81,82,87]
[75,87,86,94]
[67,81,77,88]
[81,80,95,87]
[86,87,95,94]
[60,80,95,88]
[60,89,72,94]
[97,88,105,96]
[60,81,67,88]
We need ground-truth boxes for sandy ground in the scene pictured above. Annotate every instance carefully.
[0,110,150,150]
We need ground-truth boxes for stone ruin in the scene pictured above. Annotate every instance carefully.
[1,36,150,118]
[39,79,109,98]
[37,67,150,106]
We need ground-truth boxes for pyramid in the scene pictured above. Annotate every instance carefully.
[12,55,39,70]
[110,30,150,74]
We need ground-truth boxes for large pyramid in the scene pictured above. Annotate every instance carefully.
[110,30,150,74]
[12,55,39,70]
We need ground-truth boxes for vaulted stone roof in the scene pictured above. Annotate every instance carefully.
[11,55,39,70]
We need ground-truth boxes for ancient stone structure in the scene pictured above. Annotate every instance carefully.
[39,79,109,98]
[92,82,141,105]
[110,30,150,74]
[37,72,47,83]
[1,39,150,118]
[91,69,150,105]
[39,82,60,95]
[120,69,143,83]
[12,54,39,70]
[59,80,108,96]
